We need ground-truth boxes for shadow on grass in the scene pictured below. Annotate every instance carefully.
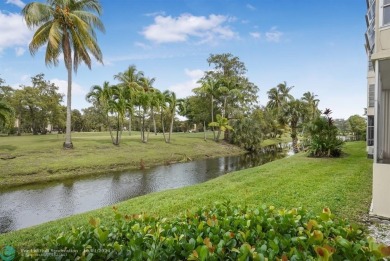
[0,145,17,151]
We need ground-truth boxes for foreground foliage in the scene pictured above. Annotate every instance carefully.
[22,204,390,260]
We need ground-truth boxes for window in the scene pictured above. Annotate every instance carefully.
[384,0,390,26]
[369,84,375,107]
[367,116,374,146]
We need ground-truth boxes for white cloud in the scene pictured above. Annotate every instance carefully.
[134,41,151,50]
[250,32,261,39]
[6,0,25,8]
[142,14,237,44]
[246,4,256,10]
[0,11,32,52]
[15,47,25,56]
[144,11,166,17]
[168,69,204,98]
[265,27,283,42]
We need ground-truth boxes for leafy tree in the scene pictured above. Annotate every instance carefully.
[71,109,83,132]
[22,0,105,148]
[348,115,366,140]
[200,53,259,141]
[0,100,13,129]
[231,116,262,151]
[15,74,63,135]
[308,109,344,157]
[333,119,351,136]
[82,106,105,132]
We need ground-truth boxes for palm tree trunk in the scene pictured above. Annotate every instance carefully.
[63,34,73,149]
[63,66,73,148]
[211,96,215,141]
[107,114,115,144]
[161,110,167,143]
[291,127,299,153]
[203,120,206,141]
[168,112,174,143]
[128,114,132,136]
[115,115,120,145]
[152,107,157,135]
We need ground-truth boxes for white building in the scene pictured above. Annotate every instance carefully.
[365,0,390,218]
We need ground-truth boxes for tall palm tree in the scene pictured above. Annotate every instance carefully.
[108,85,131,145]
[266,87,282,111]
[164,90,177,143]
[22,0,104,149]
[194,78,219,140]
[281,99,305,153]
[86,81,115,143]
[302,91,320,121]
[277,81,294,102]
[114,65,144,135]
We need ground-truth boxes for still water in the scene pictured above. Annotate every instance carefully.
[0,145,289,233]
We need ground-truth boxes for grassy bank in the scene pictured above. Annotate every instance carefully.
[0,132,245,188]
[0,141,372,248]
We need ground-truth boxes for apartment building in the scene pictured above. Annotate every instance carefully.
[365,0,390,218]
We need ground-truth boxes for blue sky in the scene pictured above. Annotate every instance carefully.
[0,0,367,119]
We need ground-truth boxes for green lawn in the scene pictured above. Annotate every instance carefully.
[0,131,245,188]
[0,141,372,248]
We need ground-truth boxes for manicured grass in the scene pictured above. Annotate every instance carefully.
[0,141,372,248]
[0,131,245,188]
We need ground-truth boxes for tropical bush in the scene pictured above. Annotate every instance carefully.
[307,109,344,157]
[230,117,262,152]
[20,203,390,260]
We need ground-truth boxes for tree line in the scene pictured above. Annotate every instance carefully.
[0,53,367,156]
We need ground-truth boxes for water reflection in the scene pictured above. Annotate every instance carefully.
[0,145,289,233]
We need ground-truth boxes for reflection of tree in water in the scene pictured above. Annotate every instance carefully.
[235,144,289,170]
[0,214,15,234]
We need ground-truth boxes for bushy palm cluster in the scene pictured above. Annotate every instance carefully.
[307,109,344,157]
[265,82,321,153]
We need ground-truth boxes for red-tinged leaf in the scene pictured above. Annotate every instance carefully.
[313,230,324,242]
[282,254,288,261]
[203,237,212,248]
[230,232,235,238]
[379,245,390,257]
[307,220,317,231]
[324,244,335,254]
[322,207,331,215]
[89,217,100,228]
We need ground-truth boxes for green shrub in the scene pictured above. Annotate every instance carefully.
[21,203,389,260]
[307,109,344,157]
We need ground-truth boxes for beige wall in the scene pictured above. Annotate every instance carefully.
[372,163,390,217]
[371,1,390,60]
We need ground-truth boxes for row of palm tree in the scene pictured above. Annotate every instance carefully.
[86,66,178,145]
[266,82,320,152]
